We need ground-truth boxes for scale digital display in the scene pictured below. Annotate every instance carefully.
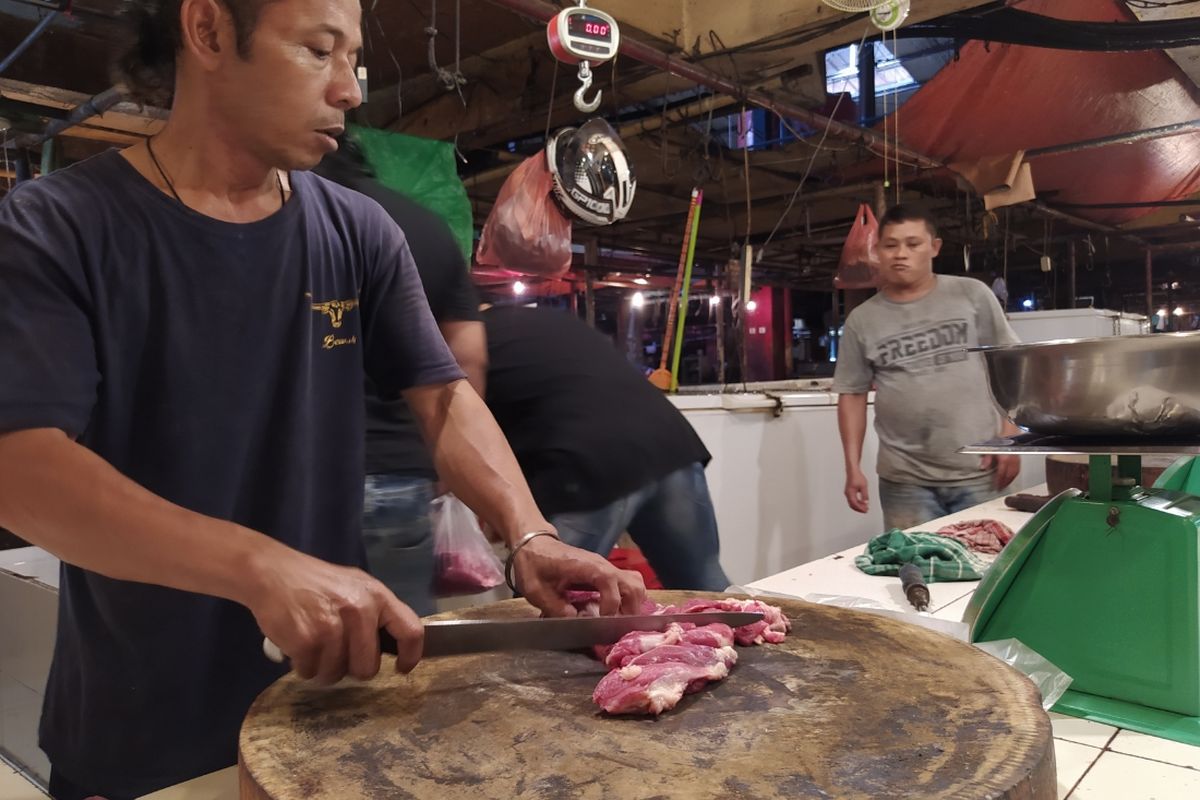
[567,13,613,42]
[547,6,620,65]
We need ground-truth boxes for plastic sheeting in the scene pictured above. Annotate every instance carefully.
[351,125,474,261]
[892,0,1200,225]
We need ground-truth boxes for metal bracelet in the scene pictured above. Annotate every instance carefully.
[504,530,559,593]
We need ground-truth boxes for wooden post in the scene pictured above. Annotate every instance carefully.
[584,238,599,328]
[585,273,596,327]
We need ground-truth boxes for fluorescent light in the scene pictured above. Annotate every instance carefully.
[513,281,526,296]
[632,292,645,308]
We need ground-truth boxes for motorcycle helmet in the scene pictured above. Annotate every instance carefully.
[545,118,636,226]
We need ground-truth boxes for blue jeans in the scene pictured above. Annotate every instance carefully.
[550,463,731,592]
[362,475,436,617]
[878,475,1000,531]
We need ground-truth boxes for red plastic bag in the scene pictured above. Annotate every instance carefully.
[475,150,573,278]
[833,203,880,289]
[432,494,505,597]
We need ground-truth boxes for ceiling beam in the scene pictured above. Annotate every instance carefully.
[0,78,166,139]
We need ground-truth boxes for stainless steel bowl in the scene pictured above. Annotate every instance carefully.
[972,332,1200,437]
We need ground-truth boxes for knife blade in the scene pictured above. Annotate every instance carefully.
[262,611,763,663]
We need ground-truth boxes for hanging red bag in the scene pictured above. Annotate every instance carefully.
[475,150,573,278]
[833,203,880,289]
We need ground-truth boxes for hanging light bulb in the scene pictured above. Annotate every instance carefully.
[513,281,526,296]
[709,295,721,306]
[1174,307,1185,317]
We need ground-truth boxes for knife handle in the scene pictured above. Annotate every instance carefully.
[262,631,400,664]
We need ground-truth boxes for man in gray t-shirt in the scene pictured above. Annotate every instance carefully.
[834,205,1021,531]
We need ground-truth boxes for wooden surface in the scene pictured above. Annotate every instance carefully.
[239,592,1055,800]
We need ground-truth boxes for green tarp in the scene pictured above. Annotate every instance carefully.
[351,125,473,262]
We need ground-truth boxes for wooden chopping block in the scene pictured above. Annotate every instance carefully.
[1045,454,1177,496]
[239,592,1055,800]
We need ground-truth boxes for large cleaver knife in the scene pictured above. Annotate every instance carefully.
[263,611,763,662]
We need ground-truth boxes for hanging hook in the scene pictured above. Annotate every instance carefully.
[574,61,602,113]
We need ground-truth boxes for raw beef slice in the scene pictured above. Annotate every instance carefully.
[592,644,737,715]
[603,623,736,668]
[679,598,792,645]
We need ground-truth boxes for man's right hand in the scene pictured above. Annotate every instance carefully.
[246,547,423,684]
[845,469,870,514]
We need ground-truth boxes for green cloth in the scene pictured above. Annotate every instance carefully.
[855,530,989,582]
[350,125,473,262]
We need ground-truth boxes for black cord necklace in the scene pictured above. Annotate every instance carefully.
[145,137,287,208]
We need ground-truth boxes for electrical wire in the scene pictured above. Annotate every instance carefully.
[756,24,872,262]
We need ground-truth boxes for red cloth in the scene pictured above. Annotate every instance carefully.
[936,519,1015,555]
[608,547,664,590]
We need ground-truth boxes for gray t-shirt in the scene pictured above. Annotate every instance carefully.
[833,274,1019,485]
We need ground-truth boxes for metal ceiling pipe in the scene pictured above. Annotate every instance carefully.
[482,0,945,171]
[1026,119,1200,159]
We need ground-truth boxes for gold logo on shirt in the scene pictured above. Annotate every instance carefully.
[309,296,359,329]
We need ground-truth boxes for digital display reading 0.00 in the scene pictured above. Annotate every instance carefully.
[568,13,613,42]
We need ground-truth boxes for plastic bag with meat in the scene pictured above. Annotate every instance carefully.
[431,494,505,597]
[475,150,573,278]
[833,203,880,290]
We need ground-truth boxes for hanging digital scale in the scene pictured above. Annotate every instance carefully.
[547,5,620,65]
[546,3,620,112]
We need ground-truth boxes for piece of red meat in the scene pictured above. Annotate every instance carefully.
[592,643,736,715]
[603,623,686,668]
[678,598,792,645]
[602,623,735,668]
[434,550,504,595]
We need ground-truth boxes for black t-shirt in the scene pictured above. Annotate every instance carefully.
[313,162,480,477]
[0,150,463,796]
[483,306,711,516]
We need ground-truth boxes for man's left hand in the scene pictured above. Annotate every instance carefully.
[512,535,646,617]
[982,454,1021,490]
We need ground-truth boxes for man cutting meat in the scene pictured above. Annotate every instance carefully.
[834,205,1022,531]
[0,1,642,797]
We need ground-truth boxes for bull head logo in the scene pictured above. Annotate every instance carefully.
[310,299,359,329]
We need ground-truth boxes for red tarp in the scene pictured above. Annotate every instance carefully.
[893,0,1200,224]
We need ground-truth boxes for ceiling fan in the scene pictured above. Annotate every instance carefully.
[821,0,912,31]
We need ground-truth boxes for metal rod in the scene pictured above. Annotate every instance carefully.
[1026,119,1200,159]
[1145,248,1153,319]
[1068,239,1076,309]
[1028,201,1147,246]
[482,0,944,171]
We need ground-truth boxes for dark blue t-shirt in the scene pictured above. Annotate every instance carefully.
[0,150,463,795]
